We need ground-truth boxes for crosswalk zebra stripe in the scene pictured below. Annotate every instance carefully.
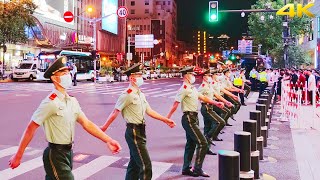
[24,149,42,156]
[0,146,19,158]
[162,88,175,92]
[166,84,181,87]
[73,156,121,180]
[0,156,43,180]
[152,91,177,97]
[151,161,173,180]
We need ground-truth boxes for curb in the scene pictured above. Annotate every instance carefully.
[0,79,13,83]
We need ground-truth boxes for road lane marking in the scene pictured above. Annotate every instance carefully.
[163,88,175,92]
[25,149,42,156]
[73,156,121,180]
[152,161,173,180]
[0,146,19,158]
[166,84,181,87]
[0,156,43,180]
[152,91,177,97]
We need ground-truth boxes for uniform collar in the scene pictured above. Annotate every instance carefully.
[53,89,71,100]
[128,85,141,94]
[183,82,194,89]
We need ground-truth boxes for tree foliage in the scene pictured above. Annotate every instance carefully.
[0,0,37,45]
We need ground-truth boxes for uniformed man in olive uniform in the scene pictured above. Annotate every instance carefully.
[100,63,176,180]
[198,69,225,155]
[167,66,224,177]
[9,57,121,179]
[210,70,234,128]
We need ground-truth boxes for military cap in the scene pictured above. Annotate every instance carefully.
[210,69,219,74]
[203,69,212,75]
[124,63,142,76]
[44,56,70,79]
[223,68,230,73]
[180,66,196,76]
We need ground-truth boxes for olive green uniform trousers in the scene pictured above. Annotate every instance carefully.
[181,112,208,172]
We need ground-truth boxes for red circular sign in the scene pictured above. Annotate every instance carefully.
[64,11,74,22]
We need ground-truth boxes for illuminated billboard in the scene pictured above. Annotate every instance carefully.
[102,0,118,35]
[33,0,74,24]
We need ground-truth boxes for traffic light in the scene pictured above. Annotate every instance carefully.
[230,54,236,60]
[209,1,218,22]
[157,65,161,68]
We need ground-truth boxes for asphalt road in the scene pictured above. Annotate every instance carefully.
[0,78,298,180]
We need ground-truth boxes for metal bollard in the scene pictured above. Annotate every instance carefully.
[261,94,271,107]
[256,104,267,126]
[251,151,260,179]
[250,111,262,137]
[266,117,270,130]
[258,98,269,110]
[267,111,272,124]
[234,131,251,172]
[261,126,268,147]
[257,136,264,160]
[243,120,257,151]
[219,150,240,180]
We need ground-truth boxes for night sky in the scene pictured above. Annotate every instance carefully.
[177,0,258,47]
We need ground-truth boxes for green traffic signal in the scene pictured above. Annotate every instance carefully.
[209,1,218,22]
[230,55,236,60]
[157,65,160,68]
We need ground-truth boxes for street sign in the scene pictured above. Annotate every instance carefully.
[135,34,154,48]
[127,53,132,60]
[63,11,74,22]
[238,40,252,54]
[117,6,128,18]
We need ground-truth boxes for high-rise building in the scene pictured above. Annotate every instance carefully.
[192,30,207,54]
[126,0,177,67]
[217,34,230,52]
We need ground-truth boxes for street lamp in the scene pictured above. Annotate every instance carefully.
[76,6,93,50]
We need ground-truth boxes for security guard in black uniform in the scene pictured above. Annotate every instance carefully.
[167,66,224,177]
[9,57,121,179]
[101,63,176,180]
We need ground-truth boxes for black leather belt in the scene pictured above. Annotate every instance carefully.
[183,111,198,115]
[201,103,210,105]
[126,123,146,129]
[48,142,73,151]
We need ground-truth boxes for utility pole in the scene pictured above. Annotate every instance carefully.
[283,0,289,68]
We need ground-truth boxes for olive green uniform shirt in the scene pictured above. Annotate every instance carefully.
[31,90,85,145]
[175,83,200,112]
[115,86,150,124]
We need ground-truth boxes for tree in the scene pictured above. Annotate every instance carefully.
[0,0,37,45]
[248,0,312,67]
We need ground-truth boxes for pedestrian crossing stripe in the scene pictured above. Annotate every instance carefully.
[0,146,180,180]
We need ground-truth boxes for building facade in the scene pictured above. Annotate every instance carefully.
[0,0,125,69]
[217,34,230,52]
[126,0,177,67]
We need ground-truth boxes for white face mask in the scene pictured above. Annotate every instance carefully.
[189,76,195,84]
[59,74,72,89]
[135,77,144,87]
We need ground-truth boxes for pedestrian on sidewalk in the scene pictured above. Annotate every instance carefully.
[71,63,77,86]
[8,56,121,179]
[100,63,176,180]
[307,70,316,105]
[167,66,224,178]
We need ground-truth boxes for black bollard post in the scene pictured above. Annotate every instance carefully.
[219,150,240,180]
[234,131,251,172]
[258,98,268,110]
[261,94,270,106]
[243,120,257,151]
[251,151,260,179]
[257,137,264,160]
[250,111,261,137]
[256,104,267,126]
[261,126,268,147]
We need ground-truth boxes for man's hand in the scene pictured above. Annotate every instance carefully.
[165,119,176,128]
[9,154,21,169]
[225,101,233,108]
[107,139,122,155]
[216,102,224,109]
[233,96,238,100]
[100,126,107,132]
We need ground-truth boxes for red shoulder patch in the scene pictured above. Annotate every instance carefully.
[212,82,215,84]
[127,89,132,94]
[202,84,205,87]
[184,85,187,89]
[49,93,57,100]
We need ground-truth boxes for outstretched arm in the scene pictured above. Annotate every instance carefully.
[146,106,176,128]
[9,121,40,169]
[167,101,180,119]
[100,109,121,132]
[77,114,121,154]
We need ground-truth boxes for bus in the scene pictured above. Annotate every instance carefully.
[36,50,100,81]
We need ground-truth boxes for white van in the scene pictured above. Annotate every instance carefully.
[12,61,38,81]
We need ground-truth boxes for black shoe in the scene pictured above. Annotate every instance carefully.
[241,103,247,106]
[194,169,210,177]
[205,135,216,146]
[206,149,217,155]
[182,168,199,177]
[212,137,223,141]
[226,123,233,126]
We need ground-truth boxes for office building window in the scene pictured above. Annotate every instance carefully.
[131,9,135,14]
[168,1,171,5]
[140,25,143,31]
[131,1,135,6]
[145,0,149,5]
[144,25,147,30]
[163,1,166,5]
[145,9,149,14]
[147,25,150,31]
